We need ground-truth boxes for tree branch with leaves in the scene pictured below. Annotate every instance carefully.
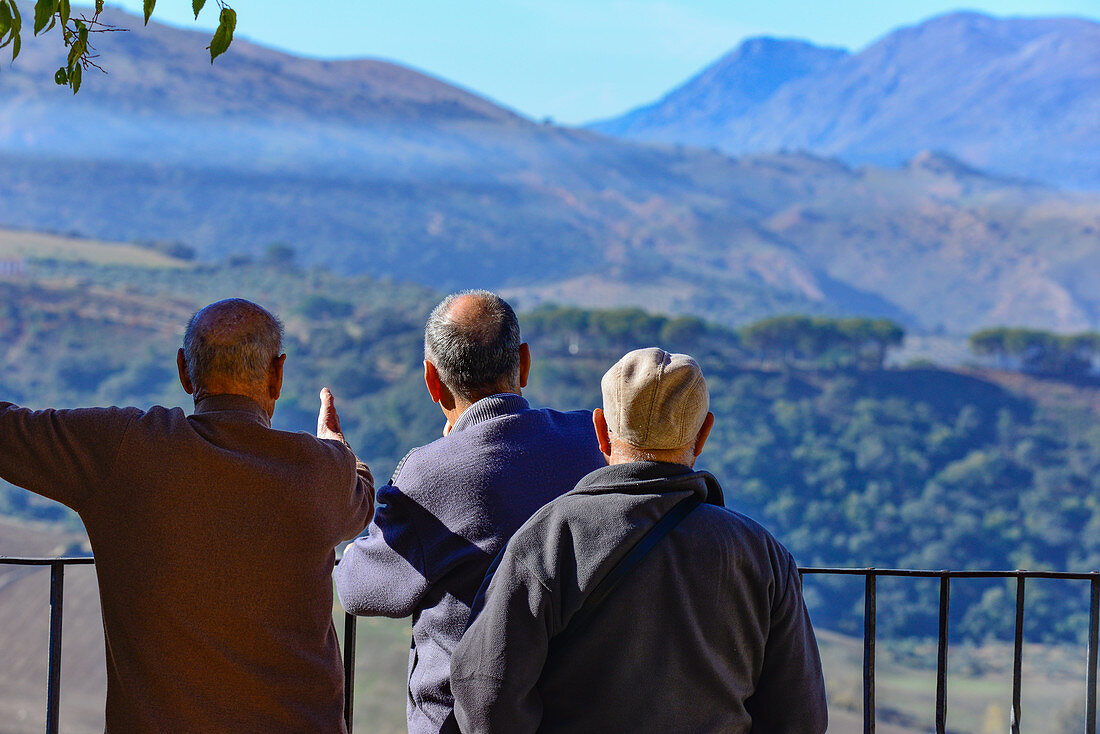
[0,0,236,93]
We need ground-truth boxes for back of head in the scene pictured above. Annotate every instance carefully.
[424,290,521,403]
[183,298,284,392]
[601,347,709,460]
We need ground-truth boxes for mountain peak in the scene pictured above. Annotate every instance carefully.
[906,150,983,177]
[588,36,846,143]
[730,35,840,57]
[592,12,1100,189]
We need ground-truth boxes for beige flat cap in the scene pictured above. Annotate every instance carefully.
[601,347,709,450]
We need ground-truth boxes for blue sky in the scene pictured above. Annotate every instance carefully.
[109,0,1100,124]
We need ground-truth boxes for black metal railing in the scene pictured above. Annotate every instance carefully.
[0,556,94,734]
[799,567,1100,734]
[3,557,1099,734]
[0,555,358,734]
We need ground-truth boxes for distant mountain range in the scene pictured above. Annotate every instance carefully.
[2,8,1100,333]
[591,12,1100,190]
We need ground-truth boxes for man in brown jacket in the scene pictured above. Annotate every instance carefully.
[0,298,375,733]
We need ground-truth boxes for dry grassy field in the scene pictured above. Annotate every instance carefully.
[0,229,189,269]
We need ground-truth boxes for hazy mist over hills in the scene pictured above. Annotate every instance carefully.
[592,12,1100,190]
[2,8,1100,332]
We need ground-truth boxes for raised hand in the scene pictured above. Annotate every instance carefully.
[317,387,346,444]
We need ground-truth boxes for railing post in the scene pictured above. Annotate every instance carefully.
[343,612,357,733]
[1011,575,1025,734]
[935,574,950,734]
[46,562,65,734]
[1087,574,1099,734]
[863,571,876,734]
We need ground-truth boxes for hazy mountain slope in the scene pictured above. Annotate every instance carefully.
[756,152,1100,333]
[589,38,848,144]
[3,10,1100,331]
[595,12,1100,189]
[0,9,858,323]
[0,7,523,169]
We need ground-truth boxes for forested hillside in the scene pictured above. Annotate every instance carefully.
[2,251,1100,642]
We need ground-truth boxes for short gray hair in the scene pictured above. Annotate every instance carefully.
[183,299,284,388]
[424,290,521,401]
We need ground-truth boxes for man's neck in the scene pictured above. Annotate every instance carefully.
[194,389,274,419]
[608,447,696,468]
[444,388,521,435]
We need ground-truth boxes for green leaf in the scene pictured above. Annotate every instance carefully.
[207,7,235,63]
[0,3,11,38]
[66,21,85,69]
[33,0,56,36]
[54,66,67,85]
[58,0,68,27]
[70,62,81,93]
[94,0,103,12]
[8,0,20,61]
[66,43,80,69]
[192,0,205,20]
[143,0,154,25]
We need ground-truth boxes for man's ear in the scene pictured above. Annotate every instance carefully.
[518,343,532,389]
[593,408,612,458]
[425,360,457,411]
[177,349,194,396]
[694,412,715,458]
[269,354,286,400]
[424,360,443,404]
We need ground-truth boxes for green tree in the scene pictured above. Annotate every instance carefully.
[263,243,297,269]
[740,315,904,369]
[0,0,236,93]
[838,317,905,369]
[970,327,1100,375]
[740,314,813,364]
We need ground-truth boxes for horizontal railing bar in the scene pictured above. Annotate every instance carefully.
[800,567,1100,580]
[4,559,1095,581]
[0,557,95,566]
[6,558,1100,580]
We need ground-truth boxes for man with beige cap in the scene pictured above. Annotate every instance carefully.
[450,347,828,733]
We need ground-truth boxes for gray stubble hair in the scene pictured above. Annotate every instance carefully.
[182,298,284,389]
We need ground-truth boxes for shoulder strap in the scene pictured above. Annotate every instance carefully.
[564,492,702,636]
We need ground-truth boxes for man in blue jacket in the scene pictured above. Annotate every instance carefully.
[333,290,605,734]
[452,347,829,733]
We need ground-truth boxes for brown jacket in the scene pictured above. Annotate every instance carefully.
[0,393,374,733]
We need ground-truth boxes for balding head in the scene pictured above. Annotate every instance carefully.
[181,299,285,395]
[424,290,522,403]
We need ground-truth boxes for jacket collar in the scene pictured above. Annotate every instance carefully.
[193,394,271,428]
[450,393,530,434]
[573,461,726,507]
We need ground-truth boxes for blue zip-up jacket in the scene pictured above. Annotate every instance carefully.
[334,393,605,734]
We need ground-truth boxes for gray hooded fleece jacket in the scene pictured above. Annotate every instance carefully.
[451,461,828,734]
